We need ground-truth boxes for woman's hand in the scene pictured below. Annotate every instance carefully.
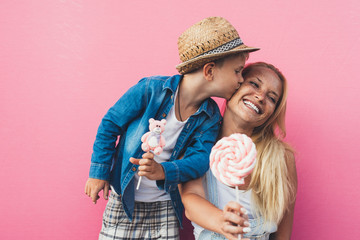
[181,180,251,240]
[221,201,251,240]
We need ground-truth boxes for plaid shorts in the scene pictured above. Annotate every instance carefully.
[99,191,179,240]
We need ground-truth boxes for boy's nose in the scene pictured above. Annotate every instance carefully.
[236,82,241,89]
[236,77,244,89]
[239,75,245,83]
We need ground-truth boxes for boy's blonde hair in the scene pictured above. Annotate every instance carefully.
[242,62,297,224]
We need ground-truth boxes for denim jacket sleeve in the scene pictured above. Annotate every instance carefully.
[158,116,221,192]
[89,79,148,180]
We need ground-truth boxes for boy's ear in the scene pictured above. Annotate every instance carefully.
[203,62,216,82]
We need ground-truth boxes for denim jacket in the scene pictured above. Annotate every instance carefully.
[89,75,222,226]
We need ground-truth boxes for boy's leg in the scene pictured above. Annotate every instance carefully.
[99,192,179,240]
[99,191,129,240]
[152,200,179,240]
[127,201,179,239]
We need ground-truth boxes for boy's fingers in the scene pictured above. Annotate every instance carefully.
[142,152,154,159]
[103,183,110,200]
[138,165,148,172]
[85,183,93,197]
[90,189,100,204]
[92,194,99,204]
[139,158,153,166]
[130,157,140,165]
[85,179,92,196]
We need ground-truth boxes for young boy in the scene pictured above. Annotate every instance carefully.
[85,16,259,239]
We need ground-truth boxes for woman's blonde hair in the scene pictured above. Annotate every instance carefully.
[242,62,297,224]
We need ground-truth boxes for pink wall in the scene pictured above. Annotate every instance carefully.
[1,1,359,239]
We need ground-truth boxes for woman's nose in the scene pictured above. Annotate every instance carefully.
[255,92,265,102]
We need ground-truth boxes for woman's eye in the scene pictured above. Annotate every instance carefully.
[269,96,276,104]
[250,81,259,88]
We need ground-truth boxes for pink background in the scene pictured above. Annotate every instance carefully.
[1,1,359,239]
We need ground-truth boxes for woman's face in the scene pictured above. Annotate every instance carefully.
[227,66,283,129]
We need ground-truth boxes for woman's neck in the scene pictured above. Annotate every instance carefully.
[219,110,253,139]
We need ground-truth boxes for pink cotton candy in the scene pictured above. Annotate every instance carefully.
[210,133,257,187]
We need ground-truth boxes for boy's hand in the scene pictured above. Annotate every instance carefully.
[130,152,165,180]
[85,178,110,204]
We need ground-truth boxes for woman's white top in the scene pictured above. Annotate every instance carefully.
[192,171,277,240]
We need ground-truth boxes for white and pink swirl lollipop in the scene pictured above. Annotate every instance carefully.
[210,133,257,187]
[210,133,257,239]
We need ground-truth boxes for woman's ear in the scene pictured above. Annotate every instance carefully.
[203,62,216,82]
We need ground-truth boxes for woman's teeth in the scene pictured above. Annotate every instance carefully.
[244,100,259,113]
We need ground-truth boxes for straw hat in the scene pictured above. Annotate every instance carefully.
[176,17,259,74]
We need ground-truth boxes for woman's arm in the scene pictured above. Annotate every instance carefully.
[180,178,250,240]
[269,202,295,240]
[270,150,298,240]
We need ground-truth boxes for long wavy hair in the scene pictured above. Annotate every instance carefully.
[242,62,296,224]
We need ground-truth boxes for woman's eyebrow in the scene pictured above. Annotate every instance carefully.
[271,91,279,97]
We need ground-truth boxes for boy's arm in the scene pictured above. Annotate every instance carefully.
[157,118,221,192]
[86,78,149,201]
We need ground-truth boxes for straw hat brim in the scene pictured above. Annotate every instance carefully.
[176,44,260,74]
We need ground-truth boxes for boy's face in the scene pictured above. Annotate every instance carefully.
[213,54,246,100]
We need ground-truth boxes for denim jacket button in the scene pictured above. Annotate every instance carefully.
[162,113,166,117]
[132,167,136,171]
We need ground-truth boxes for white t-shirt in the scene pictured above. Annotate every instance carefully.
[134,89,188,202]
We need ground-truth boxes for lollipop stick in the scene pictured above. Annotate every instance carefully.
[136,150,154,190]
[235,186,240,202]
[235,186,242,240]
[136,176,142,190]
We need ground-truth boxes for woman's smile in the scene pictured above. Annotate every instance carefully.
[243,99,261,114]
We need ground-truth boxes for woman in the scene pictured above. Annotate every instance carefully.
[180,62,297,240]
